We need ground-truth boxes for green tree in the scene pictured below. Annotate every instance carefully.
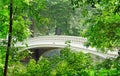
[35,0,85,36]
[7,47,94,76]
[37,0,72,35]
[0,0,46,75]
[71,0,120,52]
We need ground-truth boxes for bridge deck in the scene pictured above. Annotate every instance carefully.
[15,36,118,58]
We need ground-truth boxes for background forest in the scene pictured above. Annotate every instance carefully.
[0,0,120,76]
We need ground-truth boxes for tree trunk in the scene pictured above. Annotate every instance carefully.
[55,27,61,35]
[3,0,13,76]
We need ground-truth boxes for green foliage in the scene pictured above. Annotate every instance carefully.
[0,47,119,76]
[94,57,120,76]
[34,0,84,36]
[0,0,29,74]
[0,0,31,40]
[5,47,93,76]
[84,14,120,51]
[71,0,120,51]
[0,0,46,75]
[0,0,120,75]
[7,61,27,76]
[0,46,6,75]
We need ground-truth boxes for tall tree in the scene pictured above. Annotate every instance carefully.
[71,0,120,52]
[0,0,46,75]
[3,0,13,75]
[36,0,84,36]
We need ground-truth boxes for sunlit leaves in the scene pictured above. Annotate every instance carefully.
[0,46,6,75]
[86,13,120,51]
[6,48,93,76]
[71,0,120,51]
[0,1,9,39]
[0,0,44,74]
[2,47,120,76]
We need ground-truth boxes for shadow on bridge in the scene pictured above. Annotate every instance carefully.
[17,36,118,63]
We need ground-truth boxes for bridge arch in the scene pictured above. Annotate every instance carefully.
[16,36,118,59]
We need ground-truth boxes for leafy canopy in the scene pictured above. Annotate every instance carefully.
[71,0,120,51]
[0,0,45,75]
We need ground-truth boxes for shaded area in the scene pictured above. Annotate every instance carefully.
[20,47,59,63]
[20,47,105,64]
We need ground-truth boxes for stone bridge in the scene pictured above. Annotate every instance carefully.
[16,36,118,59]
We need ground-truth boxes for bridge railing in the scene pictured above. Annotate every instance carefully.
[29,35,87,43]
[16,35,118,58]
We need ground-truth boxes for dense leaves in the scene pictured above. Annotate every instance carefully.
[71,0,120,51]
[0,0,45,75]
[6,47,93,76]
[0,0,120,75]
[33,0,86,36]
[0,47,118,76]
[0,0,30,40]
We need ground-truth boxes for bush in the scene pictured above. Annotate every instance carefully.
[5,47,120,76]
